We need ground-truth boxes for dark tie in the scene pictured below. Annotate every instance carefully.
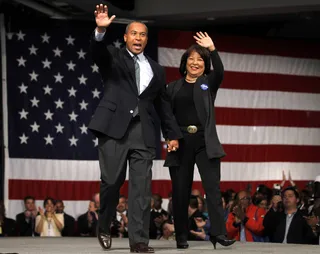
[133,55,140,116]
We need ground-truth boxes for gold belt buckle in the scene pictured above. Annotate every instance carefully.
[187,125,198,134]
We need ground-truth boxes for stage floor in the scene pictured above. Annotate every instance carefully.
[0,238,318,254]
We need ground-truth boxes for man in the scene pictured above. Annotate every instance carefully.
[111,195,128,238]
[89,4,182,253]
[16,196,39,236]
[150,194,168,239]
[263,187,318,244]
[55,200,75,236]
[77,201,99,237]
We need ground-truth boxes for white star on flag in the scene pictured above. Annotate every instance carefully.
[66,35,75,45]
[66,61,76,71]
[77,49,86,59]
[41,33,50,43]
[54,72,64,83]
[30,122,40,132]
[43,85,52,95]
[93,138,98,147]
[17,56,27,67]
[78,74,87,85]
[113,39,122,48]
[68,87,77,97]
[55,123,64,134]
[69,111,78,122]
[19,133,29,144]
[28,45,38,55]
[19,109,29,119]
[55,98,64,109]
[29,71,39,81]
[92,88,101,98]
[18,83,28,94]
[91,64,99,73]
[44,110,54,120]
[79,124,88,134]
[69,135,78,147]
[30,97,40,107]
[79,100,88,110]
[42,58,52,69]
[53,47,62,57]
[44,134,54,145]
[16,30,26,41]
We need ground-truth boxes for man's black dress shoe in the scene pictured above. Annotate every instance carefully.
[130,243,154,253]
[96,227,112,250]
[176,241,189,249]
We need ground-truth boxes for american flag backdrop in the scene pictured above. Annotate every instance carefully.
[2,19,320,220]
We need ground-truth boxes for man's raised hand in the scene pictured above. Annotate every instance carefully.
[94,4,116,29]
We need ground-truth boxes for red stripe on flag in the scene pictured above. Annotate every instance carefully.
[215,108,320,127]
[8,179,310,200]
[165,67,320,93]
[161,145,320,162]
[158,30,320,59]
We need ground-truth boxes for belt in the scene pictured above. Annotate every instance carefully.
[180,125,204,134]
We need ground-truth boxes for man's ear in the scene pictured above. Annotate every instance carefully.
[124,34,127,42]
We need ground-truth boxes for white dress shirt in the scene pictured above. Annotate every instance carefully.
[94,29,153,94]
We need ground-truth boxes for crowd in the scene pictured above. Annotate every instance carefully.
[0,175,319,246]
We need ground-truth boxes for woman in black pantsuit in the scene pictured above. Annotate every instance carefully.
[163,32,236,249]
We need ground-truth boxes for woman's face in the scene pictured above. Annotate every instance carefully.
[186,51,205,77]
[45,199,54,212]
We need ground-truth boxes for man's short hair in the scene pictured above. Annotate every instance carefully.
[282,186,300,199]
[125,21,148,35]
[24,196,35,203]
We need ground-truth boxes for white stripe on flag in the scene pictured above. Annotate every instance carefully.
[8,158,320,181]
[158,47,320,77]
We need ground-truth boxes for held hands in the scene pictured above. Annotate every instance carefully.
[193,32,215,51]
[94,4,116,30]
[167,140,179,152]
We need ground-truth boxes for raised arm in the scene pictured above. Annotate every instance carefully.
[193,32,224,93]
[90,4,116,74]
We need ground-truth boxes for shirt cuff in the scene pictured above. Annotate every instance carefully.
[94,29,106,41]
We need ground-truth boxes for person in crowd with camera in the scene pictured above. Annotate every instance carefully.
[263,187,318,244]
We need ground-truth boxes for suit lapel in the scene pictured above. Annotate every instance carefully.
[171,78,183,102]
[121,48,138,95]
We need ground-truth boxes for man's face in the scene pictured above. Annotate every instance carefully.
[117,197,126,213]
[94,193,100,209]
[25,199,35,211]
[124,22,148,55]
[283,190,299,209]
[238,191,250,209]
[55,202,64,213]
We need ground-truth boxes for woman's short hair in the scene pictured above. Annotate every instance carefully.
[179,44,211,76]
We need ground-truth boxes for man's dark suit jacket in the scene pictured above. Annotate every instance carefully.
[88,33,182,145]
[263,209,318,244]
[16,212,39,236]
[61,213,75,236]
[164,50,225,167]
[77,212,97,237]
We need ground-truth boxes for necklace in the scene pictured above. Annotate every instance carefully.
[185,77,197,83]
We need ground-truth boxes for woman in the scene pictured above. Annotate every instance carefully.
[163,32,235,249]
[35,197,64,237]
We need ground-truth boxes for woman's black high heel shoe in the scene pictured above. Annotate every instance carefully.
[210,235,236,249]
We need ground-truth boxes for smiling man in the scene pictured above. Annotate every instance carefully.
[88,4,182,253]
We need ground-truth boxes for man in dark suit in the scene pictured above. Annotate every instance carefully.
[15,196,39,236]
[89,4,182,253]
[55,200,75,236]
[263,187,318,244]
